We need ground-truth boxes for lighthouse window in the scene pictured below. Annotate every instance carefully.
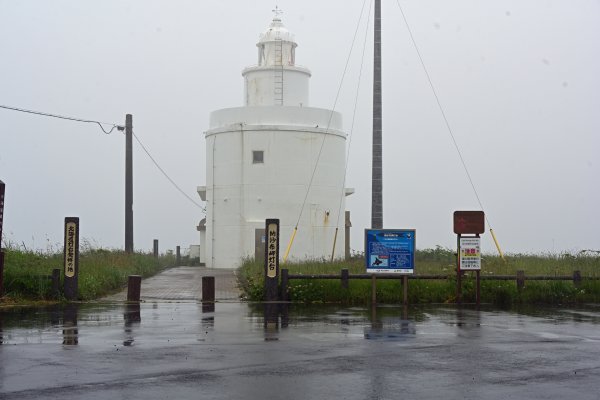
[252,150,264,164]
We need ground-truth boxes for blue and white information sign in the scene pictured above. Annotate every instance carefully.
[365,229,416,274]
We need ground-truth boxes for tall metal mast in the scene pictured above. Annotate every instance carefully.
[371,0,383,229]
[125,114,134,253]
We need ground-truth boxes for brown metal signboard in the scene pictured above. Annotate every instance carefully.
[453,211,485,234]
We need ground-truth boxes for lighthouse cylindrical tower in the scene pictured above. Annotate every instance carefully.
[202,14,351,269]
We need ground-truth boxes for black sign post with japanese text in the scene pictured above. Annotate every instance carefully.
[63,217,80,301]
[0,180,5,248]
[264,219,280,302]
[0,180,5,296]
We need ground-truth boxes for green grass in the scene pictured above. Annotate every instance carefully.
[237,248,600,306]
[1,246,175,302]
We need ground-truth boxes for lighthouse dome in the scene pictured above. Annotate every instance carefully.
[259,16,295,44]
[256,15,297,67]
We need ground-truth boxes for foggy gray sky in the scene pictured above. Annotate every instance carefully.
[1,0,598,255]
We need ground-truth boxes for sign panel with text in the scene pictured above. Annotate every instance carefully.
[459,237,481,271]
[365,229,415,274]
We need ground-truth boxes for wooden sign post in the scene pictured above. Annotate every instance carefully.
[63,217,80,301]
[454,211,484,306]
[264,219,280,302]
[0,180,5,297]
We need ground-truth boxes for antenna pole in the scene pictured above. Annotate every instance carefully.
[125,114,134,253]
[372,0,383,229]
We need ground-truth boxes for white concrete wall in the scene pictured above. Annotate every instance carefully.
[209,106,342,131]
[204,114,347,269]
[242,66,310,107]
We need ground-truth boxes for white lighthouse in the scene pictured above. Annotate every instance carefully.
[198,12,352,269]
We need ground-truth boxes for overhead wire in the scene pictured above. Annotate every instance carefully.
[132,132,206,212]
[284,0,370,262]
[332,0,373,261]
[1,103,205,212]
[0,104,121,134]
[393,0,504,257]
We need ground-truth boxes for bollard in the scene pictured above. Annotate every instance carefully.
[127,275,142,302]
[280,269,289,301]
[202,276,215,303]
[516,270,525,291]
[51,268,61,299]
[341,269,349,289]
[176,246,181,265]
[573,270,582,288]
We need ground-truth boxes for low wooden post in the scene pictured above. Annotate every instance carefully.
[0,250,4,297]
[280,269,289,301]
[516,270,525,291]
[202,276,215,303]
[51,268,61,299]
[127,275,142,302]
[341,269,349,289]
[153,239,159,259]
[402,275,408,306]
[573,270,582,288]
[371,275,377,305]
[476,270,481,306]
[176,246,181,265]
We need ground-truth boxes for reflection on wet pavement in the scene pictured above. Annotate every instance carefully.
[1,302,600,399]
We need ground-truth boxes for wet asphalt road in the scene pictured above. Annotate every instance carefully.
[1,302,600,400]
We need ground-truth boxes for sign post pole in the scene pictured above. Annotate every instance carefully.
[264,219,280,302]
[456,234,462,305]
[0,180,5,297]
[63,217,80,301]
[0,180,5,248]
[476,233,481,306]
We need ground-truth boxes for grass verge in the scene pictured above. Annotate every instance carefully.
[1,246,175,302]
[237,248,600,306]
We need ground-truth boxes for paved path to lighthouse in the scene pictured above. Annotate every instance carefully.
[102,266,240,302]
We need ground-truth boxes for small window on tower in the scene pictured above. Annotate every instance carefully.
[253,150,264,164]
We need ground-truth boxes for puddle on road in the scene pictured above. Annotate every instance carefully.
[2,302,600,346]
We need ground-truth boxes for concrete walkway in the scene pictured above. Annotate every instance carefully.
[102,266,240,302]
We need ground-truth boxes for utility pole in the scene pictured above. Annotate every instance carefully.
[125,114,134,253]
[371,0,383,229]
